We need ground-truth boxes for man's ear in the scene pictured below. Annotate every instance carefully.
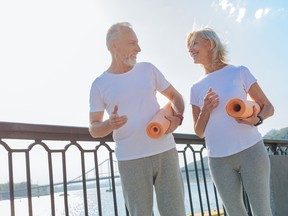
[110,40,117,51]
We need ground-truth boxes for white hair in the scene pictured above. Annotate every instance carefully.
[106,22,133,50]
[187,27,229,66]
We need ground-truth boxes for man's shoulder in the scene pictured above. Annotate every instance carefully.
[136,61,154,68]
[91,71,109,85]
[135,62,162,75]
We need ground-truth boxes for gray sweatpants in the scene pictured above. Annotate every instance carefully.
[118,148,186,216]
[209,140,272,216]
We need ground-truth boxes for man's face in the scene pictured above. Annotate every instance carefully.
[114,29,141,66]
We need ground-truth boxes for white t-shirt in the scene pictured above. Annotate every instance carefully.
[90,62,176,161]
[190,65,263,158]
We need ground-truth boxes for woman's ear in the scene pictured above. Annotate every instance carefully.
[209,40,215,50]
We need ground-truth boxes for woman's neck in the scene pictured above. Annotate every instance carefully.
[204,62,227,74]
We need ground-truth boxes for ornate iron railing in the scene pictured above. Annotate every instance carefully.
[0,122,287,216]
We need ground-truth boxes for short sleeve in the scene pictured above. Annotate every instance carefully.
[190,85,199,107]
[240,66,257,93]
[89,82,105,112]
[151,64,171,92]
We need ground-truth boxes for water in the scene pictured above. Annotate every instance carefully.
[0,180,222,216]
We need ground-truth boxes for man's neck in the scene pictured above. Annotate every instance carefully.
[107,63,134,74]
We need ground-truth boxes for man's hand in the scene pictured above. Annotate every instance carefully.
[109,105,128,130]
[165,115,181,134]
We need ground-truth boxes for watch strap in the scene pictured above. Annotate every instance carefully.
[175,114,184,126]
[254,115,263,126]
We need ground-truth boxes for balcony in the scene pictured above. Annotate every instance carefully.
[0,122,287,216]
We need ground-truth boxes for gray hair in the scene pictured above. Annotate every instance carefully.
[187,28,228,66]
[106,22,133,50]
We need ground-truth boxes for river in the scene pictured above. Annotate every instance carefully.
[0,180,222,216]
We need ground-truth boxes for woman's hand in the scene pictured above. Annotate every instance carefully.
[202,88,219,114]
[235,106,259,125]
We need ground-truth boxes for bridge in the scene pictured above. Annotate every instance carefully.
[0,158,120,199]
[64,158,120,185]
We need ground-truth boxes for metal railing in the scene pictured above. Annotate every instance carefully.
[0,122,287,216]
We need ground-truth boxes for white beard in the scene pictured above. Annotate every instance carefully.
[118,52,138,67]
[124,57,136,66]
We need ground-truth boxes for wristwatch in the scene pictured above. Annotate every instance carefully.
[175,114,184,126]
[254,115,263,126]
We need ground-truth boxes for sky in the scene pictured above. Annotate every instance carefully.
[0,0,288,138]
[0,0,288,187]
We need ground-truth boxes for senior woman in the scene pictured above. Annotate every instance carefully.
[187,27,274,216]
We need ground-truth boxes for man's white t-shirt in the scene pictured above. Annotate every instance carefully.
[90,62,176,161]
[190,65,263,158]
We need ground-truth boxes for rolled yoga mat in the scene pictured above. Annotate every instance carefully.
[226,98,260,119]
[146,103,173,139]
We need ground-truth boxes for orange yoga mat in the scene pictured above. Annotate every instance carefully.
[146,103,173,139]
[226,98,260,119]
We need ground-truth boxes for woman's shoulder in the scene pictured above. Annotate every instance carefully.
[228,64,249,71]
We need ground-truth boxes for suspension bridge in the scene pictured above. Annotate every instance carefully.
[0,158,120,199]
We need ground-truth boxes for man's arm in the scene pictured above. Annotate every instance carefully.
[89,111,113,138]
[161,85,185,133]
[89,106,128,138]
[161,85,185,115]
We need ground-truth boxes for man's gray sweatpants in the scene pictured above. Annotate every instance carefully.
[118,148,186,216]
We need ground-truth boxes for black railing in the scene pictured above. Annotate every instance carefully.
[0,122,287,216]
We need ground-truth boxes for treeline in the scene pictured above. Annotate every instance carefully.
[264,127,288,139]
[0,182,50,200]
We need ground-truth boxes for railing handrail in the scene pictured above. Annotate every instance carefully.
[0,121,204,144]
[0,121,287,146]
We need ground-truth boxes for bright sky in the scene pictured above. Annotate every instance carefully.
[1,0,287,137]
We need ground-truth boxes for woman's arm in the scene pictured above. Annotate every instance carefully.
[192,88,219,138]
[236,82,274,125]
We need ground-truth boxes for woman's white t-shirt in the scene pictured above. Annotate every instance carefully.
[190,65,263,158]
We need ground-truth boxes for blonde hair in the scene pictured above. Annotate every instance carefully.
[106,22,133,50]
[187,28,228,66]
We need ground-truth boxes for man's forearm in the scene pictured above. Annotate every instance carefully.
[171,94,185,115]
[89,120,113,138]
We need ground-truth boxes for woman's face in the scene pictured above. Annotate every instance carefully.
[189,35,212,66]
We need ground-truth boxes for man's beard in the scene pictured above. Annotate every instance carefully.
[124,56,137,66]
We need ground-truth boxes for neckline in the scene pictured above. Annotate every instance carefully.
[105,65,136,76]
[205,65,231,76]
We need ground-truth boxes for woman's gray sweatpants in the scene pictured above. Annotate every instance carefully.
[118,148,186,216]
[209,140,272,216]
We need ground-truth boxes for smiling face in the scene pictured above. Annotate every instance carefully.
[188,34,213,66]
[112,28,141,67]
